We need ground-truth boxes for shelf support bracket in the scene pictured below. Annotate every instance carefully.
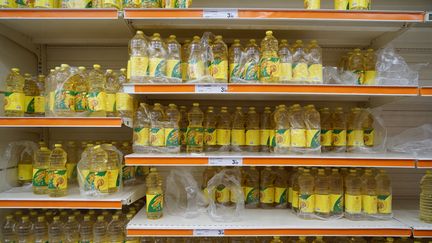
[0,23,38,58]
[369,23,412,50]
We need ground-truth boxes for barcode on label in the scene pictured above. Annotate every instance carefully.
[193,229,225,236]
[195,84,228,93]
[208,157,243,166]
[203,9,238,19]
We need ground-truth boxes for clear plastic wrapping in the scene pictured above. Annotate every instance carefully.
[387,124,432,155]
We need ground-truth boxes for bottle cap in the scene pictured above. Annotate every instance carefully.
[54,144,62,148]
[193,103,199,107]
[153,33,160,37]
[265,30,273,36]
[11,68,20,72]
[233,39,240,43]
[97,215,104,221]
[136,30,143,35]
[169,35,176,39]
[37,216,45,222]
[93,64,101,69]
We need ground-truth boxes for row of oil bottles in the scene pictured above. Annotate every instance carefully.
[304,0,372,10]
[0,0,191,9]
[129,31,327,84]
[3,65,135,120]
[17,140,144,197]
[338,48,377,85]
[199,167,392,220]
[1,200,143,243]
[132,102,374,154]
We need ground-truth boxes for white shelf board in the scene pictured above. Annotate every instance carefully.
[0,184,145,209]
[394,209,432,238]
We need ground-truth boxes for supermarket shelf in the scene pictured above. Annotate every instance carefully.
[0,184,145,209]
[415,154,432,168]
[125,152,415,168]
[394,210,432,238]
[420,87,432,96]
[0,117,123,127]
[0,9,119,19]
[127,208,411,237]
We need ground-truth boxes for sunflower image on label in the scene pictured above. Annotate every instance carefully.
[216,185,230,203]
[204,128,217,146]
[92,171,108,193]
[244,186,259,204]
[330,194,343,213]
[364,71,376,85]
[378,195,392,214]
[242,61,259,81]
[333,129,347,146]
[291,129,306,147]
[260,187,275,204]
[364,129,375,146]
[321,129,333,146]
[292,190,299,208]
[150,127,165,147]
[353,70,365,85]
[216,129,230,146]
[306,129,320,148]
[149,58,166,77]
[347,130,364,147]
[188,59,205,80]
[87,91,106,112]
[166,59,181,79]
[231,129,245,146]
[105,93,116,113]
[211,59,228,80]
[55,90,75,111]
[146,193,163,213]
[165,128,180,146]
[130,56,149,77]
[275,187,287,204]
[75,91,87,112]
[299,194,315,213]
[25,96,35,113]
[293,63,308,81]
[270,130,276,148]
[246,130,259,146]
[134,127,150,146]
[345,194,362,213]
[362,195,378,215]
[308,64,323,83]
[18,164,33,181]
[275,129,291,148]
[116,93,133,112]
[259,57,280,81]
[315,194,330,213]
[48,170,67,190]
[122,166,134,181]
[108,169,120,189]
[335,0,349,9]
[259,129,271,146]
[32,168,48,187]
[186,127,204,147]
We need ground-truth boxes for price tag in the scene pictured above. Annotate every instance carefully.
[193,229,225,236]
[203,9,238,19]
[208,157,243,166]
[195,84,228,93]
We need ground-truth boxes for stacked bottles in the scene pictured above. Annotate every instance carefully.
[0,0,192,8]
[339,48,377,85]
[48,144,68,197]
[4,68,25,117]
[420,170,432,223]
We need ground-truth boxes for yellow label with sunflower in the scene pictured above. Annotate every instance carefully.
[229,63,240,80]
[299,194,315,213]
[274,187,287,204]
[166,59,181,79]
[259,57,280,82]
[378,195,392,214]
[18,164,33,181]
[130,56,149,77]
[315,194,330,213]
[363,195,378,215]
[260,187,275,204]
[345,194,362,214]
[364,71,376,85]
[293,63,308,81]
[4,92,25,112]
[364,129,374,146]
[87,91,106,112]
[349,0,368,9]
[188,60,205,80]
[321,129,332,146]
[259,129,271,146]
[203,128,216,146]
[246,130,259,146]
[146,193,163,213]
[48,169,67,190]
[308,64,323,83]
[149,58,166,77]
[134,127,149,146]
[333,129,347,146]
[216,129,230,146]
[292,190,299,208]
[306,129,320,149]
[231,129,245,146]
[216,186,230,203]
[165,128,179,146]
[116,93,133,112]
[108,169,120,190]
[244,186,259,204]
[279,63,293,81]
[275,129,291,148]
[291,129,306,147]
[93,171,108,193]
[150,127,165,147]
[211,60,228,80]
[347,130,364,147]
[32,168,48,187]
[335,0,348,9]
[105,93,116,112]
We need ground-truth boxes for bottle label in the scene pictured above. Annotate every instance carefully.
[330,194,343,213]
[122,165,135,181]
[364,70,376,85]
[242,61,259,81]
[130,56,149,77]
[108,168,120,189]
[104,0,120,8]
[291,129,306,147]
[333,129,347,146]
[143,0,160,7]
[308,64,323,83]
[216,185,230,203]
[335,0,349,9]
[18,164,32,181]
[229,63,239,80]
[204,128,217,146]
[259,129,271,146]
[188,60,205,80]
[216,129,230,146]
[363,195,378,215]
[345,194,362,213]
[166,59,181,79]
[259,57,280,81]
[347,129,364,147]
[315,194,330,213]
[116,93,133,112]
[270,130,276,148]
[66,163,77,180]
[125,240,140,243]
[186,127,204,147]
[353,70,365,85]
[181,62,188,81]
[150,127,165,147]
[34,96,45,113]
[146,193,163,213]
[321,129,333,146]
[55,90,75,111]
[48,169,67,190]
[292,190,299,208]
[349,0,368,9]
[260,187,275,203]
[75,91,87,112]
[165,128,180,146]
[230,188,238,203]
[211,59,228,80]
[304,0,320,9]
[81,169,92,189]
[87,91,106,112]
[293,63,308,81]
[288,187,293,203]
[231,129,245,146]
[275,129,291,148]
[32,168,48,187]
[4,92,25,112]
[244,186,259,204]
[134,127,150,146]
[25,95,35,113]
[91,171,108,193]
[299,194,315,213]
[378,194,392,214]
[105,93,116,113]
[364,129,374,146]
[280,63,293,81]
[306,129,320,149]
[274,187,287,204]
[245,130,259,146]
[34,0,54,7]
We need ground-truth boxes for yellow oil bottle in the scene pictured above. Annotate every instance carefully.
[75,66,88,114]
[148,33,167,78]
[165,104,181,152]
[260,166,275,208]
[18,149,33,186]
[179,105,189,151]
[335,0,349,9]
[259,31,280,83]
[129,30,149,83]
[87,64,107,117]
[242,39,260,82]
[274,166,288,208]
[211,35,228,83]
[260,107,272,152]
[4,68,25,117]
[65,141,77,184]
[298,168,315,218]
[229,39,243,82]
[307,40,323,83]
[304,104,321,150]
[166,35,182,80]
[150,103,166,148]
[23,74,38,117]
[187,36,205,81]
[376,169,392,216]
[320,108,333,152]
[186,103,204,153]
[315,168,331,219]
[48,144,68,197]
[293,40,309,82]
[116,68,134,124]
[305,0,320,9]
[216,107,231,152]
[345,169,363,220]
[33,146,51,194]
[347,108,364,152]
[290,104,306,151]
[362,169,378,217]
[279,39,293,82]
[245,107,260,152]
[204,106,217,152]
[243,166,260,209]
[363,49,376,85]
[349,48,365,85]
[133,103,151,152]
[332,107,347,152]
[146,168,164,219]
[231,107,246,151]
[105,69,120,117]
[89,145,109,194]
[329,168,344,217]
[274,105,291,153]
[104,144,121,193]
[349,0,369,10]
[270,236,283,243]
[181,40,191,82]
[362,110,374,148]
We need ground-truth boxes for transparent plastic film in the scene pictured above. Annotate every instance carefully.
[206,167,244,222]
[387,124,432,156]
[324,66,359,85]
[165,168,207,218]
